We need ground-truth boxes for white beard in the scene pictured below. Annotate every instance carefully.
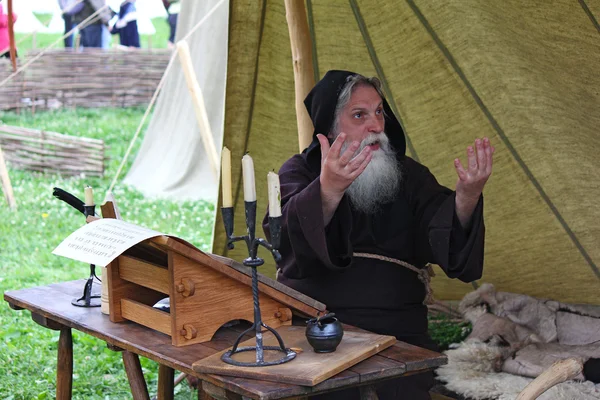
[341,132,401,214]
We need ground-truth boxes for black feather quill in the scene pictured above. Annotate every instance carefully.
[53,187,85,215]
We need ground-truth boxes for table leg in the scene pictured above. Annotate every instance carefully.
[359,385,379,400]
[122,351,150,400]
[57,328,73,400]
[157,364,174,400]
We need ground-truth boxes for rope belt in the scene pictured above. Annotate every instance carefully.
[353,252,436,305]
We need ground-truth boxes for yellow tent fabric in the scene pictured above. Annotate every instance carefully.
[212,0,600,304]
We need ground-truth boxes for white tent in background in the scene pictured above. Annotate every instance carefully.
[12,8,48,34]
[125,0,227,201]
[138,0,168,19]
[137,17,156,35]
[23,0,56,14]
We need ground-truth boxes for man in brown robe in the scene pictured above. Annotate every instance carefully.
[263,70,494,399]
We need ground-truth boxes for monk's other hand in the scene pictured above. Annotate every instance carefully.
[454,137,495,201]
[317,133,372,197]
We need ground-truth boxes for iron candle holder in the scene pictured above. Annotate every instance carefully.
[220,202,295,367]
[71,204,101,308]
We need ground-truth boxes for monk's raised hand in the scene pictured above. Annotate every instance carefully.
[317,133,372,196]
[454,137,495,200]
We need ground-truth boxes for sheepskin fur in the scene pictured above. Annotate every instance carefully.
[437,283,600,399]
[436,340,600,399]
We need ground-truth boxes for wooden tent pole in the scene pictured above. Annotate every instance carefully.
[0,145,16,210]
[284,0,315,153]
[7,0,17,72]
[176,40,219,179]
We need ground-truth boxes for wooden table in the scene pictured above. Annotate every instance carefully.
[4,280,447,400]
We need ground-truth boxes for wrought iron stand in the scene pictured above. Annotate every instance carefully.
[71,204,101,307]
[220,202,296,367]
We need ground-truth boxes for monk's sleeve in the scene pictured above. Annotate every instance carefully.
[263,156,353,279]
[404,159,484,282]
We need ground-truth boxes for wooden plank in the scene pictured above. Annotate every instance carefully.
[121,299,171,336]
[107,256,166,323]
[378,341,447,372]
[192,325,396,387]
[119,256,170,294]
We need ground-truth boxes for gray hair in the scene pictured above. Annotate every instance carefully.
[330,74,387,137]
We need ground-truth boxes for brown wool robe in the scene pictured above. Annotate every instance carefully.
[263,70,486,399]
[266,153,484,346]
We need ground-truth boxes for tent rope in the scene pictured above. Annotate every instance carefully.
[106,0,227,197]
[0,5,109,89]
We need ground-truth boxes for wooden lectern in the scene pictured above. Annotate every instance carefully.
[100,202,326,347]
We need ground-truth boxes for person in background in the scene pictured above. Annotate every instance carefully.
[109,0,140,48]
[72,0,113,49]
[0,0,17,57]
[58,0,84,48]
[162,0,179,49]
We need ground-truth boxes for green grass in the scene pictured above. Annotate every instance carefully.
[16,16,170,51]
[428,315,471,352]
[0,108,213,399]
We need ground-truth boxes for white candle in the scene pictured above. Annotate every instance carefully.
[267,171,282,217]
[241,154,256,202]
[84,186,94,206]
[221,147,233,207]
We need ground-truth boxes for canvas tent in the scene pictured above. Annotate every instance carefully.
[124,0,228,200]
[126,0,600,305]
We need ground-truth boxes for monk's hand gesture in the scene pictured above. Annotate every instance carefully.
[317,133,372,226]
[317,133,372,196]
[454,137,495,228]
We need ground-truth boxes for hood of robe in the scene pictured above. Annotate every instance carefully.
[302,70,407,168]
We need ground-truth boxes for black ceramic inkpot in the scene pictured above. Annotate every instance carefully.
[305,313,344,353]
